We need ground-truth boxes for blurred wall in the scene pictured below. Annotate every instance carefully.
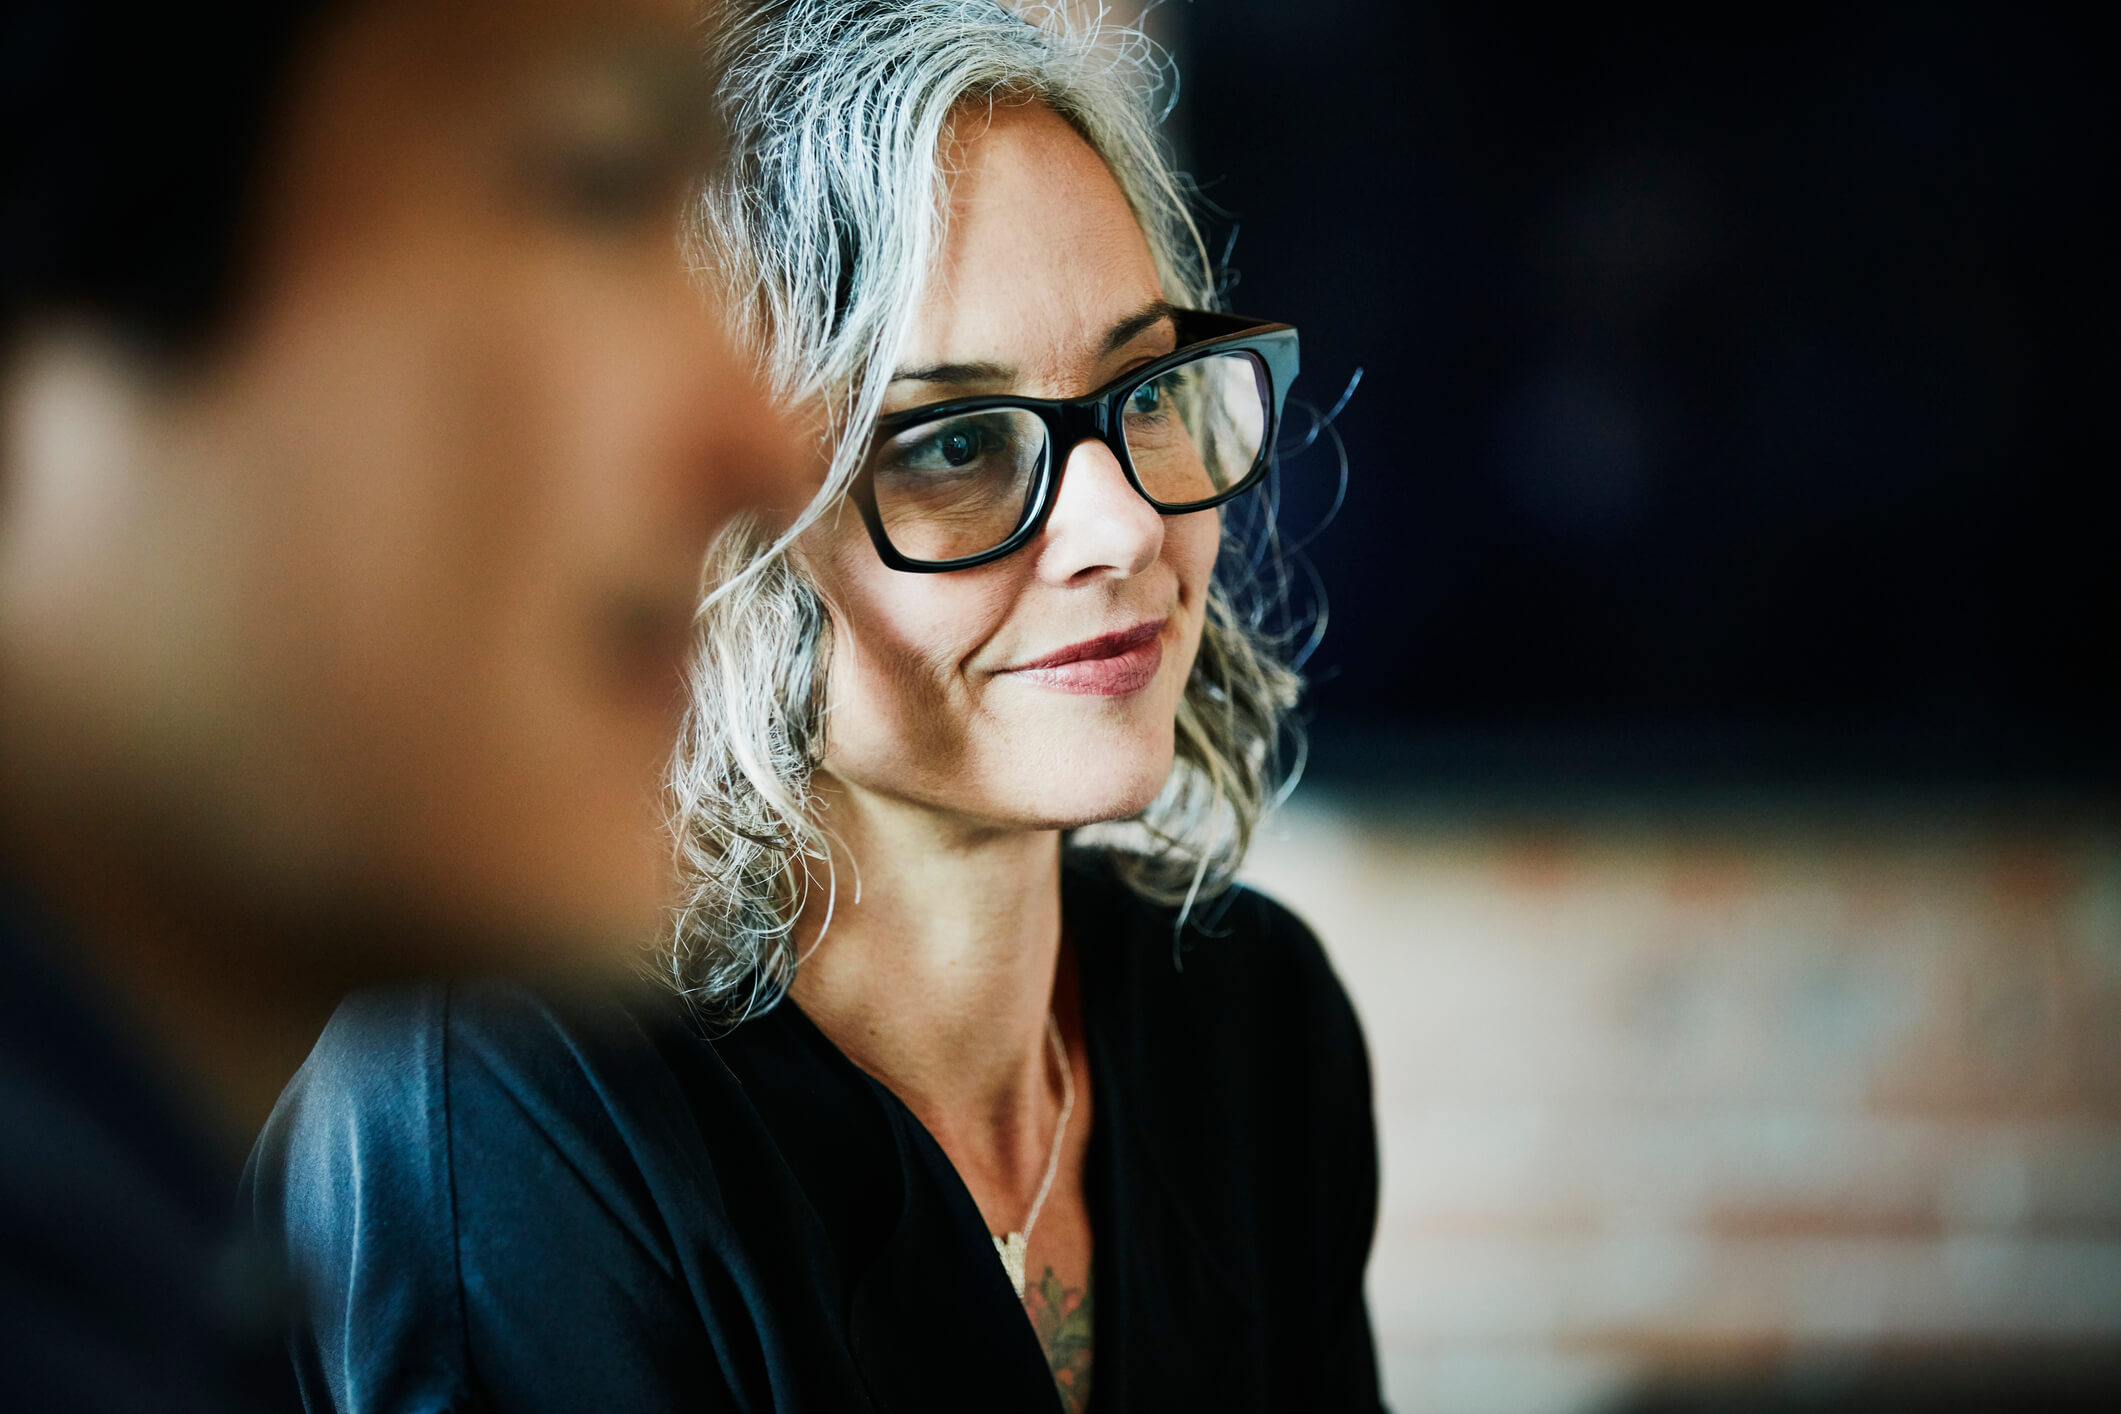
[1245,793,2121,1411]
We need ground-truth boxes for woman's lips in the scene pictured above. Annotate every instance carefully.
[1002,618,1167,697]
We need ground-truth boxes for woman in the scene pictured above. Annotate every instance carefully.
[248,2,1381,1410]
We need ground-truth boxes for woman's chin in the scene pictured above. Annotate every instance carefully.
[1008,762,1173,833]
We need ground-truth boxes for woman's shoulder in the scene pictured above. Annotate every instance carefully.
[1064,847,1361,1049]
[248,977,740,1268]
[1064,850,1378,1289]
[260,980,664,1151]
[252,974,859,1224]
[251,984,450,1197]
[1067,846,1339,971]
[247,978,774,1410]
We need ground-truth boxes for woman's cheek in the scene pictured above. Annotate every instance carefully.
[1170,510,1221,609]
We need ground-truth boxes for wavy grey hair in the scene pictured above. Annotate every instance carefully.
[670,0,1303,1024]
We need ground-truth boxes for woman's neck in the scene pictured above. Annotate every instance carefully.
[788,774,1067,1169]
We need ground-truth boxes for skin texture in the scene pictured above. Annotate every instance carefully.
[0,0,803,1138]
[789,100,1221,1403]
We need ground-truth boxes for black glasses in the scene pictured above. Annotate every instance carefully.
[851,309,1299,572]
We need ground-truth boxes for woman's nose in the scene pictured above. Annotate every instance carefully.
[1034,435,1165,583]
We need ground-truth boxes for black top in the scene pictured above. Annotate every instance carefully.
[246,853,1383,1412]
[0,882,298,1414]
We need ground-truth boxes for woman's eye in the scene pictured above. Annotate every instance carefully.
[890,419,998,473]
[935,429,981,466]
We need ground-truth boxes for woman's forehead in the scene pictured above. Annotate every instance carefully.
[904,102,1165,386]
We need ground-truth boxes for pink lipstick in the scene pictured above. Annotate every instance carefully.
[1002,619,1167,697]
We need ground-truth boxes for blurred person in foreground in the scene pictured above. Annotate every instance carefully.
[249,2,1382,1411]
[0,0,800,1408]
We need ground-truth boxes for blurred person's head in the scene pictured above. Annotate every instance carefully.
[0,0,803,992]
[670,0,1302,1020]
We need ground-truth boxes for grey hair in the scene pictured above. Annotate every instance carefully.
[670,0,1303,1024]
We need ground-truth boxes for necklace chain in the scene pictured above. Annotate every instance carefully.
[991,1012,1074,1298]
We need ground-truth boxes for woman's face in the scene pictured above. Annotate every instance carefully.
[803,101,1219,833]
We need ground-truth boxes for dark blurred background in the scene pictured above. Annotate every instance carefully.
[1174,0,2117,794]
[1143,3,2121,1409]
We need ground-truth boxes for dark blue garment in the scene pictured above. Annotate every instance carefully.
[0,882,299,1413]
[247,853,1383,1412]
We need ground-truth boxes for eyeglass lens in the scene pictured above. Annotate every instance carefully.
[867,349,1271,564]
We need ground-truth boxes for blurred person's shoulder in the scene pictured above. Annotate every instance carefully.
[1,884,297,1412]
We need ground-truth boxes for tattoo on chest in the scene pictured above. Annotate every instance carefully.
[1024,1265,1093,1413]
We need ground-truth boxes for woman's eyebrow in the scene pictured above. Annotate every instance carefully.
[887,300,1178,387]
[889,359,1013,387]
[1099,298,1176,355]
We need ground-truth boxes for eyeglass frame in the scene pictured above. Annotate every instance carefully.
[849,308,1300,573]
